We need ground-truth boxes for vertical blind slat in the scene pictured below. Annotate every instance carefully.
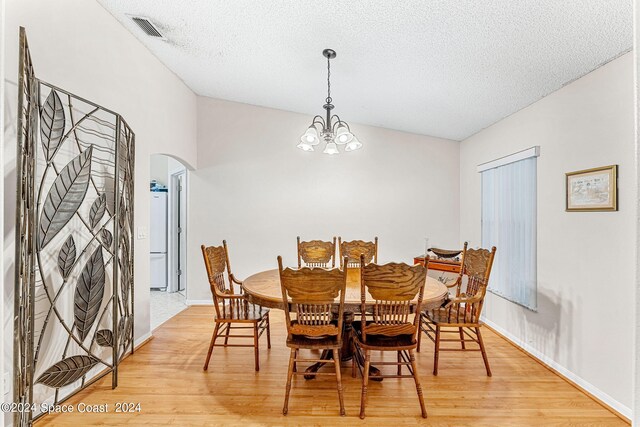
[481,157,537,310]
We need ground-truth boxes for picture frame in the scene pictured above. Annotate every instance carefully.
[566,165,617,211]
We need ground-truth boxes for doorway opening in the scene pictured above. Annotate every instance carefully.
[150,154,188,330]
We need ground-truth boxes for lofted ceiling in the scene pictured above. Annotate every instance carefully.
[97,0,632,141]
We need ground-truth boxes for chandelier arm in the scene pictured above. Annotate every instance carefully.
[311,115,326,127]
[331,116,351,132]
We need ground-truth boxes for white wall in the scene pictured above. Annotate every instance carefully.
[188,97,460,302]
[0,0,5,416]
[2,0,198,412]
[633,2,640,423]
[151,155,187,188]
[150,154,169,186]
[460,53,634,416]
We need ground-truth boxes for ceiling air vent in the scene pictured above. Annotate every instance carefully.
[129,16,166,40]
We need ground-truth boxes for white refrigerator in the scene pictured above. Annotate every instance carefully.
[150,192,168,289]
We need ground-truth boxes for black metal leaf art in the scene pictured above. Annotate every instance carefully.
[38,147,93,249]
[118,315,133,348]
[89,193,106,228]
[74,247,105,341]
[15,34,137,425]
[36,355,99,388]
[103,176,115,216]
[120,232,131,303]
[40,89,66,161]
[96,330,113,347]
[101,229,113,248]
[57,235,76,279]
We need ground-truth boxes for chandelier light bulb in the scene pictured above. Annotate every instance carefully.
[323,142,339,155]
[297,141,314,151]
[335,125,353,145]
[344,137,362,152]
[300,126,320,145]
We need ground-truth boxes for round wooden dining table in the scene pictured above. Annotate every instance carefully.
[243,267,447,311]
[243,267,448,380]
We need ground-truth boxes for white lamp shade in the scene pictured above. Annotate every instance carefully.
[344,136,362,151]
[297,141,314,152]
[335,125,353,144]
[300,126,320,145]
[323,142,339,155]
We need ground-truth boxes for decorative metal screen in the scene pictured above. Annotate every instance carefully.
[14,28,135,426]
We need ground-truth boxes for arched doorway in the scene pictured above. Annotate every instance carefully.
[149,153,189,329]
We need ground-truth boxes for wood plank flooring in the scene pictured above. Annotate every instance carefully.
[37,307,627,426]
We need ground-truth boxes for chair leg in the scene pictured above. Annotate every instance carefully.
[351,340,357,378]
[409,349,427,418]
[224,322,231,345]
[459,327,466,349]
[253,323,260,372]
[203,322,220,371]
[417,315,423,353]
[283,348,296,415]
[433,325,440,376]
[334,349,345,416]
[476,327,492,377]
[397,351,402,376]
[293,349,297,372]
[266,313,271,349]
[359,350,371,419]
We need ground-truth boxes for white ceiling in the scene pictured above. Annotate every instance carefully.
[97,0,632,141]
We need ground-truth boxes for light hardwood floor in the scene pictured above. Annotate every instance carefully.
[38,306,627,426]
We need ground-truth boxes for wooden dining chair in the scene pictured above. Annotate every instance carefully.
[296,236,337,268]
[418,244,496,376]
[338,237,378,268]
[200,241,271,372]
[352,255,428,419]
[278,256,348,416]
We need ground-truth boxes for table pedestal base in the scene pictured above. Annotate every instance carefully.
[304,312,383,381]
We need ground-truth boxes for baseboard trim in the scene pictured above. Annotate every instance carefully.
[134,333,153,350]
[185,299,213,306]
[482,318,631,423]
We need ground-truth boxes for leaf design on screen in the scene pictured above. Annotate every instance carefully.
[40,89,66,161]
[57,235,76,279]
[89,193,106,228]
[36,355,99,388]
[38,147,93,249]
[103,176,115,216]
[120,230,131,304]
[101,229,113,248]
[74,247,105,341]
[119,315,133,348]
[96,329,114,347]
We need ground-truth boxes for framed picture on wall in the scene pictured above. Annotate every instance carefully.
[566,165,617,211]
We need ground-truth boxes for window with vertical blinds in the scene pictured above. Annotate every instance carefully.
[479,147,538,310]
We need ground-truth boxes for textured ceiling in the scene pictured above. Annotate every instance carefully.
[97,0,632,141]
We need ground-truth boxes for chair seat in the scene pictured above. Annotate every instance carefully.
[353,328,417,350]
[215,301,269,321]
[286,334,341,349]
[424,308,480,327]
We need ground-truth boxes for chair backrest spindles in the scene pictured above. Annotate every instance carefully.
[201,240,239,318]
[338,237,378,268]
[278,256,348,340]
[443,243,496,323]
[297,236,337,268]
[359,255,427,343]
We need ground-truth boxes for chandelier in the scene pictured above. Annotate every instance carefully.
[297,49,362,154]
